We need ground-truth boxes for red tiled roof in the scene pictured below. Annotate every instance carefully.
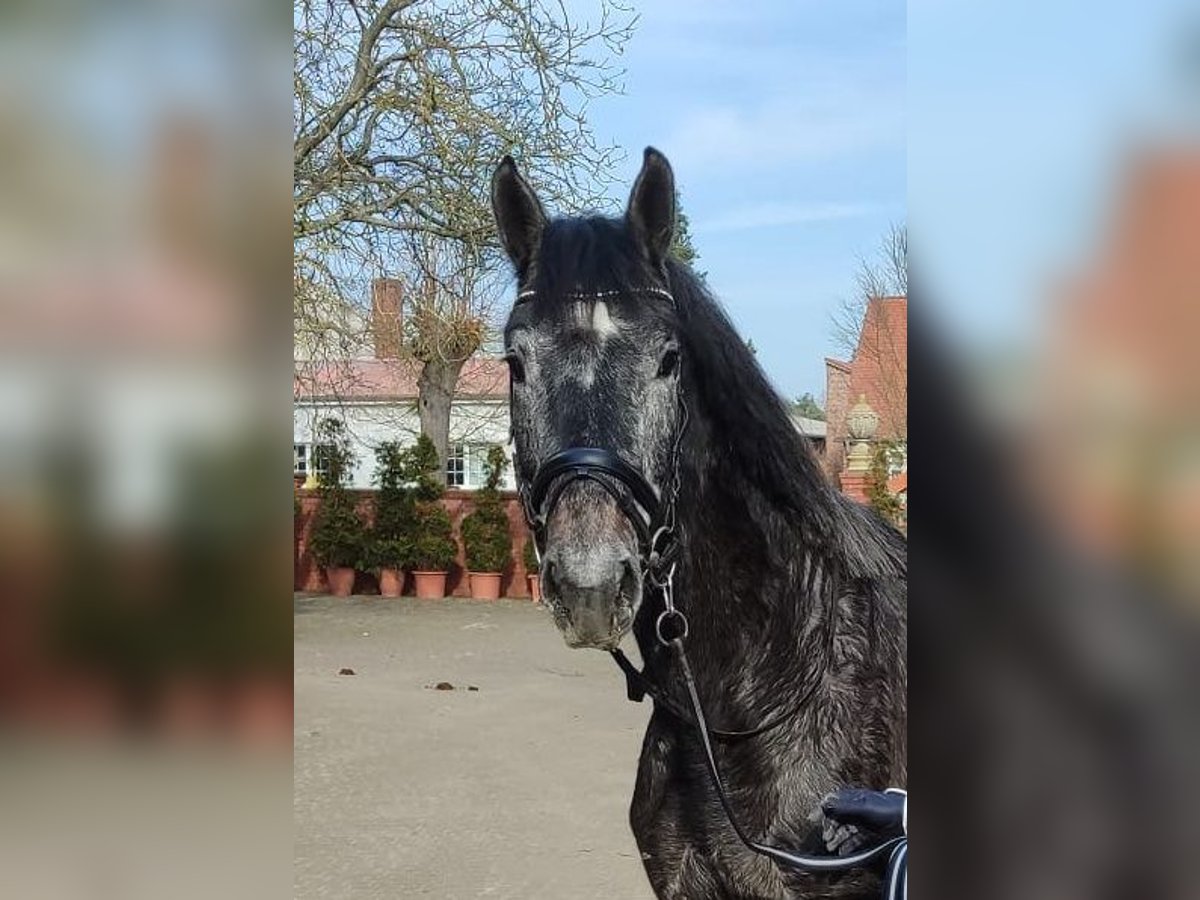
[295,356,509,401]
[824,357,852,373]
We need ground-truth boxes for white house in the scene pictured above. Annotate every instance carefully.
[294,277,516,490]
[293,355,515,490]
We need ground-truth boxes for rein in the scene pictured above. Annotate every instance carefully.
[609,646,822,743]
[670,632,907,875]
[511,286,905,885]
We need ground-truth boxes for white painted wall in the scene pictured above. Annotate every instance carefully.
[293,398,514,490]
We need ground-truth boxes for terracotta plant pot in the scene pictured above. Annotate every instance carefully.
[468,572,502,601]
[325,566,355,597]
[378,568,404,598]
[527,573,541,603]
[412,570,448,600]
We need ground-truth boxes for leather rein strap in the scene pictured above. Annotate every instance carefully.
[610,646,823,744]
[669,634,907,877]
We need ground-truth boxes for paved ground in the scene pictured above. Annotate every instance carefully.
[294,594,657,900]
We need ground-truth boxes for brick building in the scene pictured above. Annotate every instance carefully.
[824,295,908,490]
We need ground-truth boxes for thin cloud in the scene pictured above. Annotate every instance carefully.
[699,201,881,234]
[663,89,904,174]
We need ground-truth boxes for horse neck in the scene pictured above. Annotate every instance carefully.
[661,418,835,674]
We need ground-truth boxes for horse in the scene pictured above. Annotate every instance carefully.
[491,147,907,900]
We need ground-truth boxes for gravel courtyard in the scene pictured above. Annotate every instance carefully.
[294,594,656,899]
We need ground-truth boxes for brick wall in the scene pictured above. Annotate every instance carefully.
[824,359,851,479]
[294,489,538,598]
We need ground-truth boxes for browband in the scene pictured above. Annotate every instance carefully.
[515,287,675,305]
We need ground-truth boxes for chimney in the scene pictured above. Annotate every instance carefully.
[371,278,403,359]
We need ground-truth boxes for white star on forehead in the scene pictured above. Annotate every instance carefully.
[568,299,622,342]
[591,301,620,339]
[560,298,622,388]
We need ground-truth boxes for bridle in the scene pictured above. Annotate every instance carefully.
[512,286,687,640]
[508,286,906,889]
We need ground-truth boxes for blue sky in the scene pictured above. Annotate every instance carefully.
[572,0,906,402]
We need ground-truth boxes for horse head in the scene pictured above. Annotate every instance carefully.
[492,148,685,650]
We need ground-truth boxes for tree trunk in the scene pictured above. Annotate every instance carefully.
[417,357,466,472]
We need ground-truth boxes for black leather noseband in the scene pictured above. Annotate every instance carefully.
[520,446,678,582]
[528,448,659,548]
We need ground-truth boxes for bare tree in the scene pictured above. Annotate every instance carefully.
[294,0,635,465]
[832,222,907,355]
[404,234,494,466]
[857,221,907,301]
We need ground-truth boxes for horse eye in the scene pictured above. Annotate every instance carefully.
[657,349,680,378]
[506,353,526,384]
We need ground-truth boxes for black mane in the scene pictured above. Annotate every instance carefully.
[666,257,906,579]
[525,216,646,300]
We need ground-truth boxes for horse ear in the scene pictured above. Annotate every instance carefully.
[625,147,676,266]
[491,156,546,279]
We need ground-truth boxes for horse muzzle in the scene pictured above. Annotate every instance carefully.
[521,448,666,650]
[542,556,643,648]
[544,574,639,651]
[539,493,642,649]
